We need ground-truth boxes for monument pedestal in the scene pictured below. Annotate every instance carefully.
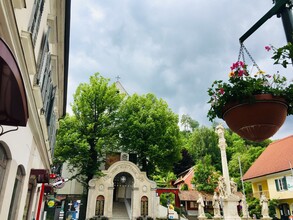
[261,217,272,220]
[198,216,207,220]
[222,195,241,220]
[213,216,223,220]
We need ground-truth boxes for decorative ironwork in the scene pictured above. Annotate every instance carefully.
[0,125,18,136]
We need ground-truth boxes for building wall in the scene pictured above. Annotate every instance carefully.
[86,161,158,219]
[0,0,69,219]
[184,170,195,190]
[57,162,84,195]
[250,171,293,219]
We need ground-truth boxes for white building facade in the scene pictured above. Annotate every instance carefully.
[0,1,70,219]
[86,160,159,220]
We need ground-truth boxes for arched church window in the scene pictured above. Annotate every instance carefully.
[96,195,105,216]
[141,196,148,216]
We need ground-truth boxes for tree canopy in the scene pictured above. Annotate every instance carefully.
[187,126,221,171]
[181,114,199,132]
[192,155,220,193]
[118,93,181,175]
[54,73,124,186]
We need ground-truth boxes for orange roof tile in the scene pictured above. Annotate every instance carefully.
[243,135,293,181]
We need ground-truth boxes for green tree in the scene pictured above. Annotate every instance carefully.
[54,73,124,186]
[181,114,199,132]
[173,148,194,175]
[225,129,270,162]
[118,93,181,175]
[187,126,221,171]
[229,147,265,180]
[193,155,220,193]
[247,197,261,219]
[151,171,176,188]
[228,141,265,191]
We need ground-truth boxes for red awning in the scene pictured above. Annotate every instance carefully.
[0,38,28,126]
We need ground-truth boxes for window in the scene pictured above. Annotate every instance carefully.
[275,177,288,191]
[35,29,50,89]
[141,196,148,216]
[8,166,25,220]
[258,184,263,197]
[28,0,45,44]
[95,195,104,216]
[0,144,7,193]
[23,183,34,220]
[36,29,56,126]
[190,201,196,208]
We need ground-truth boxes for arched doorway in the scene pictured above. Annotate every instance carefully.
[86,161,158,219]
[112,172,134,218]
[113,172,134,202]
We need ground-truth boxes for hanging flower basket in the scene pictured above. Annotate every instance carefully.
[207,44,293,142]
[222,94,288,142]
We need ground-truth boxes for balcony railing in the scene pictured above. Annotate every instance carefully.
[252,190,270,199]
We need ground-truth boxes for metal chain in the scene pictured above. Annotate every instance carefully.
[237,44,244,62]
[242,44,261,72]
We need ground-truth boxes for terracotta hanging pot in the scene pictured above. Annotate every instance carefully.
[222,94,288,142]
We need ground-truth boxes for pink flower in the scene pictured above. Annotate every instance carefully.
[238,70,244,77]
[219,88,225,94]
[265,46,271,51]
[237,61,242,66]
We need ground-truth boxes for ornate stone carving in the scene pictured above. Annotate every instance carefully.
[88,179,96,189]
[142,185,147,192]
[99,184,104,191]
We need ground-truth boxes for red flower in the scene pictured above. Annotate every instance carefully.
[219,88,225,94]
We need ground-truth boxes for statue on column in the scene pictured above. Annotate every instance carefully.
[212,192,222,218]
[230,179,238,195]
[215,124,227,150]
[218,176,227,198]
[215,124,241,220]
[197,193,206,218]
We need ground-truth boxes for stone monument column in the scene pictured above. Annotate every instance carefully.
[216,124,241,220]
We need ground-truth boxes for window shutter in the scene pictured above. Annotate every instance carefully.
[275,179,280,191]
[283,177,288,190]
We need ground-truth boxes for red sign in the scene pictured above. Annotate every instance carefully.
[53,177,66,189]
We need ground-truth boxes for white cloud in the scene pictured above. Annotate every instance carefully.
[68,0,293,140]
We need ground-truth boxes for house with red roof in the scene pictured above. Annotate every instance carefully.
[243,135,293,220]
[173,167,195,190]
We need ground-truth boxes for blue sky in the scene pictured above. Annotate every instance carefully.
[67,0,293,140]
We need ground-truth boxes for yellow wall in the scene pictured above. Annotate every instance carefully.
[252,180,269,199]
[250,172,293,219]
